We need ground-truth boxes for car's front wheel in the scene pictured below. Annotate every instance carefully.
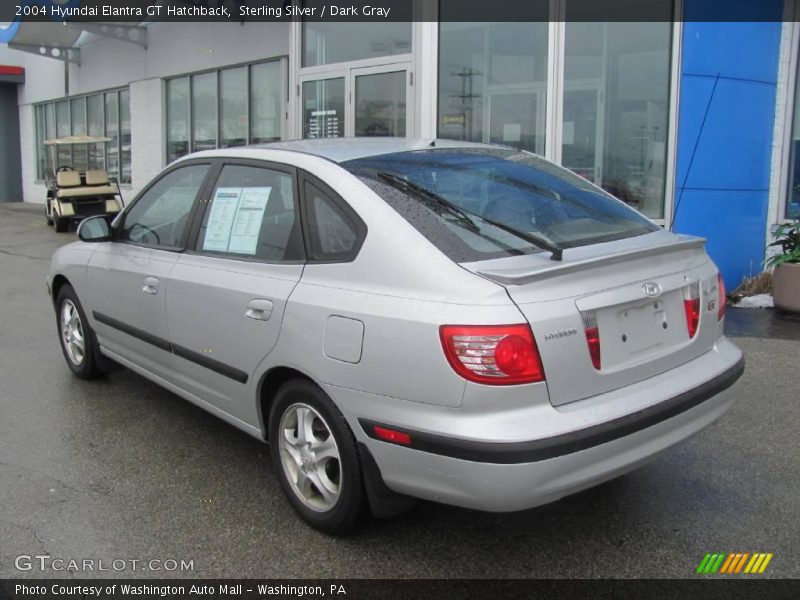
[269,379,364,534]
[56,285,103,379]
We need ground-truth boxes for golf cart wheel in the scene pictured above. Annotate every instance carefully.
[54,214,69,233]
[45,203,53,225]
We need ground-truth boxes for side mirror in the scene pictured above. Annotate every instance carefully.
[77,216,112,242]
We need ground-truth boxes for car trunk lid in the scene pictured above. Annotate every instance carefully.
[462,232,722,406]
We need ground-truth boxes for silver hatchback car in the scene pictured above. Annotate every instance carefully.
[49,139,744,533]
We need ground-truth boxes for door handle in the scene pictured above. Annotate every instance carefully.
[142,276,160,295]
[245,298,273,321]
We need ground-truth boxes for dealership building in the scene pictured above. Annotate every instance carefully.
[0,0,798,288]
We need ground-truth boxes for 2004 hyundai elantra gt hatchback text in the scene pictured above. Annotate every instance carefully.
[48,139,744,534]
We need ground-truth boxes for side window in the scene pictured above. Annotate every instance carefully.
[197,164,303,262]
[122,164,209,248]
[303,181,363,261]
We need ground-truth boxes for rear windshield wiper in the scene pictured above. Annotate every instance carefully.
[376,171,481,235]
[375,171,563,261]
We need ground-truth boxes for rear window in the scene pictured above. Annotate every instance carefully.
[343,148,658,262]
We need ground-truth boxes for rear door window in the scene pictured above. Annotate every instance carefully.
[196,164,304,262]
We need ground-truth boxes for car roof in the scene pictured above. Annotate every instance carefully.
[250,138,500,163]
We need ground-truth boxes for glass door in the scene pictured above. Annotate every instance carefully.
[299,63,413,139]
[352,67,411,137]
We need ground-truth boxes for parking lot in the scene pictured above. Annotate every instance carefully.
[1,201,798,579]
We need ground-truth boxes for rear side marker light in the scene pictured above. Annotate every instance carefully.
[581,311,601,370]
[439,324,545,385]
[373,426,411,446]
[683,281,700,338]
[717,273,726,321]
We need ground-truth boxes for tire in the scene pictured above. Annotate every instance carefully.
[269,379,364,535]
[55,285,103,379]
[54,214,69,233]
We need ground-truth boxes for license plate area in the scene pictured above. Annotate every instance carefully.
[597,290,685,368]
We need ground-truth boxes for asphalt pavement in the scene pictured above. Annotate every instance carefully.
[1,202,798,579]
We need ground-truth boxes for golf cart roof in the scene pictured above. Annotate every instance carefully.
[44,135,112,146]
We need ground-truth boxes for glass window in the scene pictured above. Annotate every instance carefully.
[302,2,412,67]
[220,67,247,148]
[192,72,217,152]
[354,70,406,137]
[105,92,120,181]
[123,164,209,248]
[70,97,87,172]
[343,148,658,262]
[87,94,105,171]
[303,181,361,259]
[55,100,71,168]
[250,61,282,144]
[563,19,672,219]
[302,78,345,139]
[438,21,549,155]
[119,89,131,184]
[167,77,190,163]
[197,165,302,261]
[786,47,800,219]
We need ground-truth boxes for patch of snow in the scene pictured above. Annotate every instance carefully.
[736,294,775,308]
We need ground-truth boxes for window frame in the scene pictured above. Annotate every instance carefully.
[188,158,307,265]
[298,171,368,263]
[114,159,219,253]
[774,6,800,224]
[164,57,288,165]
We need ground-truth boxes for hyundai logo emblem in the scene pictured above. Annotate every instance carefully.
[642,282,662,297]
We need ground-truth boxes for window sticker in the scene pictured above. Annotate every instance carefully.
[203,186,272,254]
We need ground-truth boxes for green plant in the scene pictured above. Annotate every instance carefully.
[765,220,800,269]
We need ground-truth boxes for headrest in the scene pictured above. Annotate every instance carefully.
[85,170,110,186]
[56,171,81,188]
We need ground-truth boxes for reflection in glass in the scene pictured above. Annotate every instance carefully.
[438,21,548,155]
[55,100,71,167]
[787,49,800,219]
[70,97,88,172]
[302,78,345,139]
[87,94,105,171]
[220,67,247,148]
[563,20,672,219]
[35,105,45,179]
[302,3,411,67]
[119,89,131,183]
[250,61,282,144]
[355,71,406,137]
[167,77,189,163]
[192,72,217,152]
[105,92,119,181]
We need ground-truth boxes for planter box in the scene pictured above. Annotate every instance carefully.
[773,263,800,313]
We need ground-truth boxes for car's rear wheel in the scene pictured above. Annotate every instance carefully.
[56,285,103,379]
[269,379,364,534]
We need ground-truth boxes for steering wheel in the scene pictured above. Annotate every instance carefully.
[128,223,161,246]
[56,165,75,173]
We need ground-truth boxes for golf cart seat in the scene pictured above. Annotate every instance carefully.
[56,169,119,199]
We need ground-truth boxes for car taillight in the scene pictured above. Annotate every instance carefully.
[439,324,545,385]
[683,281,700,338]
[581,311,601,370]
[717,273,726,321]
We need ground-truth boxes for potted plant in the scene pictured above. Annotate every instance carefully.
[766,219,800,313]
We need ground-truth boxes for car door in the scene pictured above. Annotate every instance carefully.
[86,162,214,382]
[165,161,305,415]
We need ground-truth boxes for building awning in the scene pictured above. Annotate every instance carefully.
[0,65,25,84]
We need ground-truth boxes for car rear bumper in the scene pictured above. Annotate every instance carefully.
[333,337,743,512]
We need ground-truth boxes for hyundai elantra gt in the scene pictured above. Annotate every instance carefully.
[48,138,744,533]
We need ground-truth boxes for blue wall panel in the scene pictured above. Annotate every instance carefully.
[674,0,782,289]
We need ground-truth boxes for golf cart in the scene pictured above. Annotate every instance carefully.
[43,135,124,232]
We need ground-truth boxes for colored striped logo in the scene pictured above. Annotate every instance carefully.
[696,552,774,574]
